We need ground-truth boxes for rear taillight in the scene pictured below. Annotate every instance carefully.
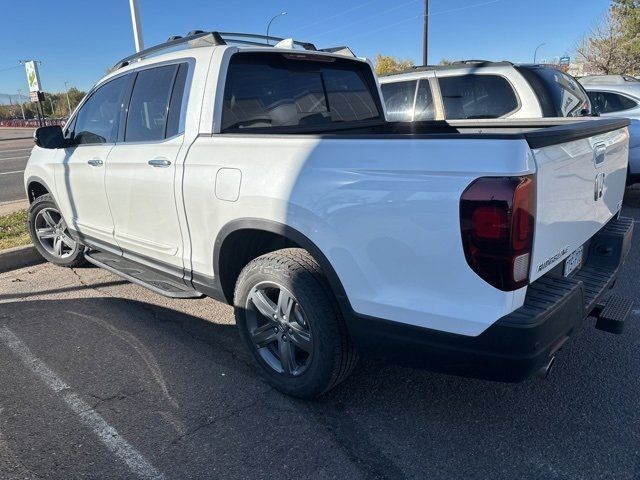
[460,176,535,291]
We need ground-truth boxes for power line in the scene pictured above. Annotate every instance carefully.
[427,0,501,18]
[0,65,22,74]
[290,0,383,34]
[324,0,503,44]
[309,0,421,39]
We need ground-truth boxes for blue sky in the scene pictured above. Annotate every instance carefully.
[0,0,610,94]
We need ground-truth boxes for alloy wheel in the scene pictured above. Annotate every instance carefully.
[34,207,76,259]
[245,282,313,376]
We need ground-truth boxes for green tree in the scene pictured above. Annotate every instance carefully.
[374,54,414,76]
[0,86,85,120]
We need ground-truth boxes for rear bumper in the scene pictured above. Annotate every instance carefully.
[345,216,633,382]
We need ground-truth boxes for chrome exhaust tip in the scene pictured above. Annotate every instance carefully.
[535,356,556,379]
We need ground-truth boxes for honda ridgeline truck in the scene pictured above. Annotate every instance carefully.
[24,31,634,398]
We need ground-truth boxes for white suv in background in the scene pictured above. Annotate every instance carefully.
[379,61,591,121]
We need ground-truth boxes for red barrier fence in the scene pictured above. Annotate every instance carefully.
[0,119,66,128]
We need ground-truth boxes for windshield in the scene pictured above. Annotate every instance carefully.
[221,52,382,132]
[517,66,591,117]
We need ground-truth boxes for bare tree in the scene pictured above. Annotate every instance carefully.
[575,7,639,75]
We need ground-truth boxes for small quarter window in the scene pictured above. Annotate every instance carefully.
[414,80,435,121]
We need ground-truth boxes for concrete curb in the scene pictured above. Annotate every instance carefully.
[0,245,44,273]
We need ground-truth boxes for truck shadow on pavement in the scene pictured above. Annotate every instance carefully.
[0,294,638,479]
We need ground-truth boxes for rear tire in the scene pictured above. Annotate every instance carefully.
[27,194,87,268]
[234,248,358,398]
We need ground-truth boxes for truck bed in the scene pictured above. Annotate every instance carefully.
[223,117,630,150]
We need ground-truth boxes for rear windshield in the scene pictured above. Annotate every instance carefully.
[221,52,382,132]
[516,66,591,117]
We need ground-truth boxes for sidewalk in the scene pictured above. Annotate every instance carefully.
[0,199,28,216]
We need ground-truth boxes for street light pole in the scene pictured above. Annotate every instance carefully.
[16,89,25,120]
[533,43,546,64]
[423,0,429,65]
[64,81,72,116]
[129,0,144,52]
[266,12,287,44]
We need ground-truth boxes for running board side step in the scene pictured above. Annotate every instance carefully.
[593,295,633,334]
[84,249,203,299]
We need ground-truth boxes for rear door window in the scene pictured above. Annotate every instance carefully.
[438,75,518,119]
[380,80,417,121]
[125,65,178,142]
[221,52,382,131]
[587,91,638,114]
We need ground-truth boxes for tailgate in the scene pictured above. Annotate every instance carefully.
[527,119,629,281]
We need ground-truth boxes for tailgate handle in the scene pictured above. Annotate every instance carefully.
[594,144,606,167]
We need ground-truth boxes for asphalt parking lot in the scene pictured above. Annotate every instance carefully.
[0,192,640,479]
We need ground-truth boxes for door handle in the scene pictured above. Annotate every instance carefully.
[87,159,103,167]
[148,158,172,168]
[594,144,606,167]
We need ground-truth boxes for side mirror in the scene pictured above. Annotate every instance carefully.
[34,125,66,149]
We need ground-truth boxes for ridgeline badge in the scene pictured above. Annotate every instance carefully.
[537,246,570,273]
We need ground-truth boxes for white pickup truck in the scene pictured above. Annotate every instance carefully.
[24,31,633,398]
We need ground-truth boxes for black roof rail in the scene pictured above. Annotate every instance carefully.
[111,30,356,71]
[112,31,225,70]
[380,60,515,77]
[217,32,316,51]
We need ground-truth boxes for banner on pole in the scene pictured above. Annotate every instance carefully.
[25,61,42,93]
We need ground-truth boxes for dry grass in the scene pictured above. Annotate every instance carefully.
[0,209,30,250]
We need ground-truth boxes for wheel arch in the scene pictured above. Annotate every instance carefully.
[213,218,353,317]
[26,176,54,203]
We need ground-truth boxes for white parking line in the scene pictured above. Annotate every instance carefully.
[0,148,32,155]
[0,155,29,162]
[0,326,165,480]
[0,170,24,176]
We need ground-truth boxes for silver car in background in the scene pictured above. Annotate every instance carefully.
[579,75,640,184]
[378,61,592,122]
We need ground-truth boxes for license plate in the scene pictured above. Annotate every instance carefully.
[563,246,584,277]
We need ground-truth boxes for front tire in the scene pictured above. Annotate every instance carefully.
[234,248,358,398]
[27,194,86,268]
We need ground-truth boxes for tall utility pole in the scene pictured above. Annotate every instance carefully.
[422,0,429,65]
[64,81,72,115]
[16,89,25,120]
[129,0,144,52]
